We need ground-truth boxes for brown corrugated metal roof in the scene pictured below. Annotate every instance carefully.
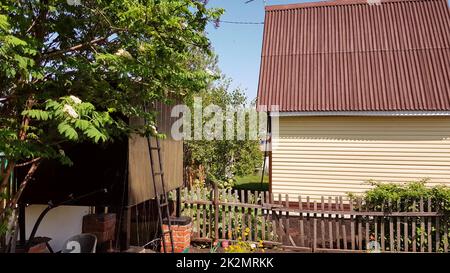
[256,0,450,112]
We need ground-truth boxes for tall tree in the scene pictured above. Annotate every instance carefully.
[0,0,222,238]
[184,76,264,189]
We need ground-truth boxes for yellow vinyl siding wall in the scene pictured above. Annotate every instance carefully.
[272,116,450,201]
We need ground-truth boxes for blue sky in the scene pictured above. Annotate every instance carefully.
[205,0,317,101]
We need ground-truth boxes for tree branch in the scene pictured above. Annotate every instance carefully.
[43,36,109,59]
[14,157,42,168]
[0,161,41,219]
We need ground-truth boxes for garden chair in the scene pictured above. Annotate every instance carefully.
[61,233,97,253]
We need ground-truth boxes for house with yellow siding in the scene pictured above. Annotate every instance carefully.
[256,0,450,201]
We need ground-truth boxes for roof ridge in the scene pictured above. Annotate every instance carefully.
[265,0,441,11]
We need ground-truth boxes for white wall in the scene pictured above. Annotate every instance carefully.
[25,205,90,252]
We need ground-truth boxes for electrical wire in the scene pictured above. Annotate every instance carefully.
[218,20,264,25]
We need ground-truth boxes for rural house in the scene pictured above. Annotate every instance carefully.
[257,0,450,201]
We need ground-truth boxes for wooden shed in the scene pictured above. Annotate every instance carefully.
[257,0,450,201]
[17,102,183,251]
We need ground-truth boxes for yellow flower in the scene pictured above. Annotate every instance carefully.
[245,227,250,233]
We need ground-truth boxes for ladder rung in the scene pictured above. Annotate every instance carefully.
[149,147,160,150]
[163,230,173,234]
[160,202,169,207]
[154,172,164,176]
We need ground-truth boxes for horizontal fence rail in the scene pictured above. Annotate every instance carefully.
[174,187,449,253]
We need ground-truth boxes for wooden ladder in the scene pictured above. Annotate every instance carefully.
[147,133,174,253]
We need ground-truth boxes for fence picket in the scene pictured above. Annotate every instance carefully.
[444,221,448,253]
[380,201,385,251]
[412,200,417,252]
[357,198,362,250]
[364,199,369,251]
[350,198,355,250]
[420,197,425,252]
[328,197,333,249]
[285,194,290,245]
[427,197,432,253]
[335,197,341,249]
[299,196,305,247]
[396,199,401,252]
[435,205,440,252]
[321,196,325,248]
[196,188,201,237]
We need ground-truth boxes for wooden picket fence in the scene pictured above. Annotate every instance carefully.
[176,186,450,253]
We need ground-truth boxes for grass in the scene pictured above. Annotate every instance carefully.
[234,174,269,191]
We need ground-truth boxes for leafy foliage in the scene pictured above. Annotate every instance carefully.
[0,0,222,237]
[184,78,264,187]
[349,178,450,213]
[348,179,450,252]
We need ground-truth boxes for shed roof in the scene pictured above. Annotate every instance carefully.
[256,0,450,112]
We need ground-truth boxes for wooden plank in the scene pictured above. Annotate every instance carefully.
[285,194,290,245]
[228,189,233,240]
[350,198,355,250]
[396,199,401,252]
[313,218,317,251]
[419,198,425,252]
[335,197,341,249]
[374,217,378,251]
[340,197,347,250]
[357,198,362,250]
[444,220,448,253]
[261,203,266,241]
[435,214,440,253]
[203,188,207,238]
[427,197,432,253]
[314,248,365,253]
[342,221,347,250]
[328,197,334,249]
[269,208,441,217]
[254,193,260,241]
[321,196,325,248]
[208,188,212,238]
[365,220,370,251]
[248,190,253,241]
[299,195,305,247]
[196,188,201,238]
[389,200,394,252]
[380,201,385,251]
[241,190,246,240]
[404,199,408,252]
[271,192,277,242]
[214,186,219,241]
[278,193,284,244]
[412,200,417,252]
[272,217,278,242]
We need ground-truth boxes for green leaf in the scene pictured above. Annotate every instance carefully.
[22,109,50,121]
[74,119,90,131]
[84,126,105,143]
[57,122,78,140]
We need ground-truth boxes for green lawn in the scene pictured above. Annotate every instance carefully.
[234,174,269,191]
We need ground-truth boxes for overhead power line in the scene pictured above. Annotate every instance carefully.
[217,20,264,25]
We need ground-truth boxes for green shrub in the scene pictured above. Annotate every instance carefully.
[348,178,450,214]
[348,178,450,252]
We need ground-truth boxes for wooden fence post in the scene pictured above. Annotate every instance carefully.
[214,183,219,241]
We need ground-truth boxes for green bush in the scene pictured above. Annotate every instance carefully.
[348,179,450,252]
[349,178,450,214]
